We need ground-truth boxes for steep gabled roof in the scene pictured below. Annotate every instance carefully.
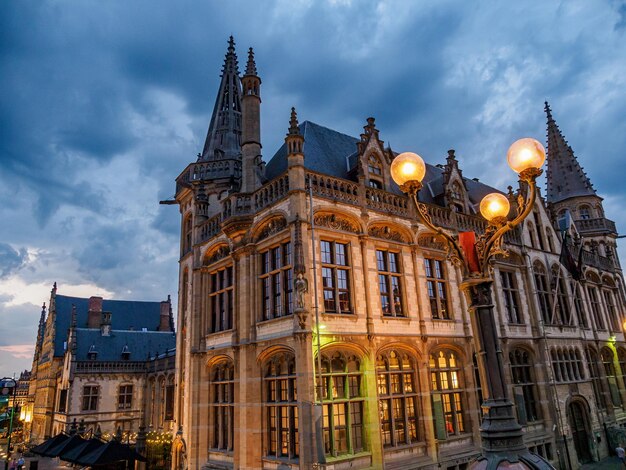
[53,295,163,357]
[200,36,243,162]
[265,120,503,207]
[74,329,175,362]
[265,121,360,180]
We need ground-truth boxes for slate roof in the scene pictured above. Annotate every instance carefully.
[74,329,175,362]
[544,102,596,204]
[52,295,164,357]
[265,120,502,207]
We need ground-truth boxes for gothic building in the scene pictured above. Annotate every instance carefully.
[27,285,176,443]
[171,37,625,469]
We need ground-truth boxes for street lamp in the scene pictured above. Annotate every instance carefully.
[1,378,17,470]
[391,139,552,469]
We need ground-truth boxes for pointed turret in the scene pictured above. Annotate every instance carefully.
[241,46,263,193]
[200,36,243,162]
[545,101,596,204]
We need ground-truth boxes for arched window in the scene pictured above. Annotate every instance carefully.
[509,349,540,422]
[552,267,571,325]
[210,361,234,452]
[601,348,622,407]
[264,352,298,459]
[579,205,591,220]
[429,350,466,436]
[618,348,626,391]
[317,351,364,456]
[376,350,419,447]
[585,348,606,410]
[587,285,606,330]
[572,283,588,328]
[602,290,619,332]
[182,214,193,255]
[533,263,552,324]
[527,222,537,249]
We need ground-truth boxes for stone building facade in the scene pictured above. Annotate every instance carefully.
[171,38,625,470]
[27,285,176,443]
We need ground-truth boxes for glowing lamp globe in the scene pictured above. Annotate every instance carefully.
[507,138,545,174]
[390,152,426,186]
[480,193,510,222]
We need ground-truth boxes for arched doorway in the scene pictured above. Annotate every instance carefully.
[568,400,592,464]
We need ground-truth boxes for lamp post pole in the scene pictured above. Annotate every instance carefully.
[2,378,17,470]
[391,139,553,469]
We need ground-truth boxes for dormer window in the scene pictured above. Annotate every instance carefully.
[367,155,383,189]
[121,345,131,361]
[88,344,98,360]
[450,182,463,200]
[368,155,382,176]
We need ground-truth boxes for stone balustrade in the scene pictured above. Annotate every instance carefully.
[575,217,617,234]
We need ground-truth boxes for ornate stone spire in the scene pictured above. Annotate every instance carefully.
[200,36,243,162]
[286,107,304,156]
[545,101,596,204]
[245,47,257,76]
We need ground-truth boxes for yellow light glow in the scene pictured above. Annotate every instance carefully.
[480,193,510,221]
[507,138,546,173]
[390,152,426,185]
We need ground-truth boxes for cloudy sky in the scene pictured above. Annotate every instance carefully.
[1,0,625,378]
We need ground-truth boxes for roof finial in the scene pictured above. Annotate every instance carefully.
[288,107,300,135]
[228,35,235,53]
[544,101,553,122]
[245,47,257,76]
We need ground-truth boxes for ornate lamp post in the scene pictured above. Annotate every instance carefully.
[391,139,553,469]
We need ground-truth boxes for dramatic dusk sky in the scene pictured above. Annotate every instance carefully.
[1,0,626,378]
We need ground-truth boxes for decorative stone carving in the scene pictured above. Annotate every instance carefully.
[368,225,408,243]
[417,233,447,251]
[255,217,287,242]
[314,214,360,234]
[204,246,229,266]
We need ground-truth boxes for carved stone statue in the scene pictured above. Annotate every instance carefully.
[294,273,308,310]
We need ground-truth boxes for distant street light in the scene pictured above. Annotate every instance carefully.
[391,139,553,469]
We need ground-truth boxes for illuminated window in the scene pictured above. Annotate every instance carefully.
[317,352,364,456]
[376,350,419,447]
[264,353,298,459]
[429,350,465,436]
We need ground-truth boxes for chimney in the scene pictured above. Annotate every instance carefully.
[87,296,103,328]
[159,299,171,332]
[100,312,112,336]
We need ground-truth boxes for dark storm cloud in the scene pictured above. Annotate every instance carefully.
[1,0,626,377]
[0,243,28,279]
